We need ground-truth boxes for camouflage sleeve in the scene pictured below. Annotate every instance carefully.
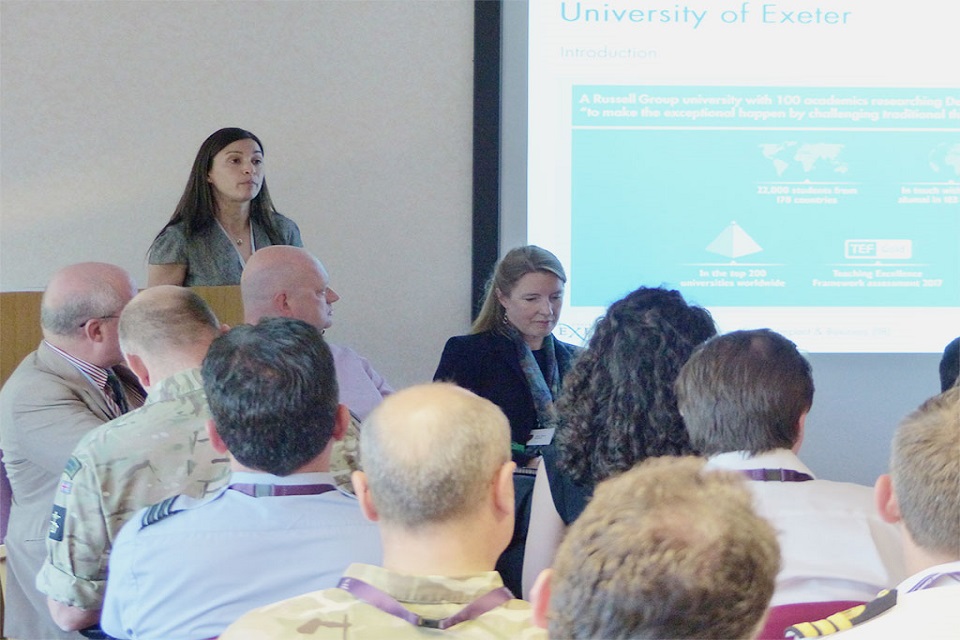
[35,448,110,609]
[330,414,362,495]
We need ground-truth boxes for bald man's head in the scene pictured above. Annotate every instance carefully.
[241,246,340,331]
[360,383,512,528]
[40,262,137,365]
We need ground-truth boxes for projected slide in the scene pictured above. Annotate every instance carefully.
[526,1,960,352]
[571,86,959,307]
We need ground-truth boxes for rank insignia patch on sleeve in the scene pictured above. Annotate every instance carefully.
[63,456,82,479]
[49,505,67,541]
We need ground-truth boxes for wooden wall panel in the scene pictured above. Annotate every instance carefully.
[0,293,43,387]
[0,287,243,387]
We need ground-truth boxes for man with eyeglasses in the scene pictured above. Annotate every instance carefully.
[0,261,143,640]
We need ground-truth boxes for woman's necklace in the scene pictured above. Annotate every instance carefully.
[216,219,253,249]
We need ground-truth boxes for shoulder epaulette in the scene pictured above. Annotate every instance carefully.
[785,589,898,638]
[140,496,182,528]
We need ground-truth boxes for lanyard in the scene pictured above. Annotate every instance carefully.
[228,483,336,497]
[741,468,814,482]
[337,576,514,630]
[906,571,960,593]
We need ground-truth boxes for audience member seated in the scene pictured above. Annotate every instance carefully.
[785,386,959,638]
[433,245,577,467]
[241,245,392,420]
[37,286,231,632]
[530,456,780,639]
[0,262,143,640]
[100,318,381,639]
[147,127,303,287]
[241,245,390,492]
[939,336,959,391]
[675,329,905,606]
[221,383,545,639]
[433,245,578,594]
[522,286,716,597]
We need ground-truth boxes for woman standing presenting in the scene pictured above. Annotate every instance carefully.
[147,128,302,287]
[433,245,579,467]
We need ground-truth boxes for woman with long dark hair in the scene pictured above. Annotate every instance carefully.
[147,128,302,286]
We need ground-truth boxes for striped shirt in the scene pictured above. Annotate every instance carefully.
[43,341,144,417]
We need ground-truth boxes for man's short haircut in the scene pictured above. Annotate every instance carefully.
[676,329,814,456]
[360,383,511,528]
[548,456,780,640]
[939,337,960,392]
[119,287,220,354]
[890,386,960,558]
[201,317,339,476]
[40,280,127,337]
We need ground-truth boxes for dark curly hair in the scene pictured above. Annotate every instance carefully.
[554,287,717,487]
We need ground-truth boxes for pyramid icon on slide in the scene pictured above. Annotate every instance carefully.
[706,221,762,260]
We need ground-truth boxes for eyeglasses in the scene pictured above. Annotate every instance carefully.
[79,314,119,328]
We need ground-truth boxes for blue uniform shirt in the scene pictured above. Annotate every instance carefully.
[101,471,382,640]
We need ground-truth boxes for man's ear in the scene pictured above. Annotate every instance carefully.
[332,404,350,441]
[83,317,105,343]
[494,461,516,519]
[530,569,553,630]
[275,292,290,314]
[124,352,150,389]
[352,471,379,523]
[792,411,808,453]
[875,474,901,524]
[206,419,229,454]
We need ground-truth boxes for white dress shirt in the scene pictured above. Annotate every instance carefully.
[707,449,906,606]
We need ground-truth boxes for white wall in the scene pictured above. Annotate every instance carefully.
[803,353,940,486]
[0,0,475,388]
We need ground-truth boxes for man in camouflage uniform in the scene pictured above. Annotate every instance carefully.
[36,285,230,632]
[221,383,545,640]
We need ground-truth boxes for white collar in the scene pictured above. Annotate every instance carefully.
[897,560,960,592]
